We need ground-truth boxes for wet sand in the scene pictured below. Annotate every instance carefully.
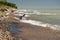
[13,22,60,40]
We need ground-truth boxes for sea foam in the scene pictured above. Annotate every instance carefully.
[20,19,60,30]
[14,10,59,30]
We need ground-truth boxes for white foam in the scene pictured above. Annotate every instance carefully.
[20,19,60,30]
[20,19,46,27]
[13,9,58,30]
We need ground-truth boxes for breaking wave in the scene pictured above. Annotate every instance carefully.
[14,10,59,30]
[21,19,60,30]
[24,12,57,16]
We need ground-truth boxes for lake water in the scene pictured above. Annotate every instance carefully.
[30,12,60,30]
[21,9,60,30]
[30,14,60,25]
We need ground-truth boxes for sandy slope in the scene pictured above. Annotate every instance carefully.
[16,22,60,40]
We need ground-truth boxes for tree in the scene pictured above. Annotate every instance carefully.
[0,1,17,8]
[0,0,7,2]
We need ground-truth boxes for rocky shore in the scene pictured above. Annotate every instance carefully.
[0,22,15,40]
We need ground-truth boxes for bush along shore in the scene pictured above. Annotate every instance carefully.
[0,1,17,8]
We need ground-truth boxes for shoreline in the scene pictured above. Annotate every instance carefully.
[19,22,60,31]
[20,19,60,30]
[15,22,60,40]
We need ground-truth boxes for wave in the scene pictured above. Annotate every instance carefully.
[20,19,60,30]
[14,16,60,30]
[24,12,56,16]
[14,10,59,30]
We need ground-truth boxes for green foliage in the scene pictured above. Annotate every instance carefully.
[0,1,17,8]
[0,0,7,2]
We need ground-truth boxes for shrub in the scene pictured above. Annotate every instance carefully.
[0,1,17,8]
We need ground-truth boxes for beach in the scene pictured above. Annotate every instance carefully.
[0,7,60,40]
[11,22,60,40]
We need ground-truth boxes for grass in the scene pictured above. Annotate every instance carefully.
[0,11,6,17]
